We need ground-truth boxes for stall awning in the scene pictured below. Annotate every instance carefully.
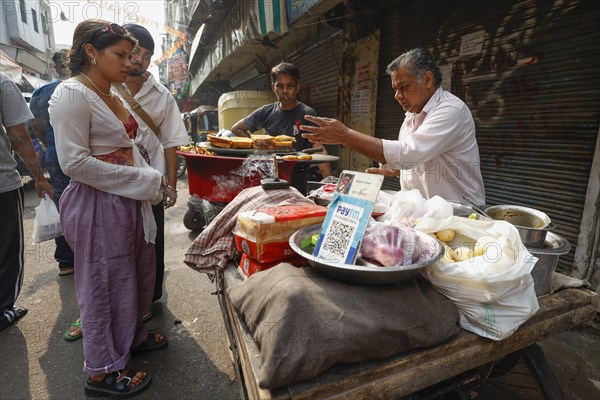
[0,49,22,83]
[188,0,288,95]
[22,74,50,91]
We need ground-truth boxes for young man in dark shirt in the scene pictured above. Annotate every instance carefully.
[231,62,331,178]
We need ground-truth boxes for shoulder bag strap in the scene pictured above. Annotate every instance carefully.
[115,84,160,137]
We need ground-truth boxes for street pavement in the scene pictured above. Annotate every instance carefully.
[0,177,239,400]
[1,176,599,400]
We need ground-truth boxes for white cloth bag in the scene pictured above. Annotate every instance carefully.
[419,216,539,340]
[32,194,62,243]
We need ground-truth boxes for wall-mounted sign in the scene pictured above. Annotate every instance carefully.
[459,30,486,57]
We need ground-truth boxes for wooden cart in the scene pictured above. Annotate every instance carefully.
[217,264,598,399]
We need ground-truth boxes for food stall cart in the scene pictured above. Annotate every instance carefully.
[180,153,595,399]
[177,146,338,230]
[217,264,597,399]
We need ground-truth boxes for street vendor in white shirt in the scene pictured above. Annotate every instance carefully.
[301,47,485,205]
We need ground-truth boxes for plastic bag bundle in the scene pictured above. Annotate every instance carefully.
[379,189,453,227]
[32,194,62,243]
[232,155,273,179]
[360,223,437,267]
[420,216,539,340]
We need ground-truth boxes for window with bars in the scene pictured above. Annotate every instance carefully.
[19,0,26,23]
[32,9,39,32]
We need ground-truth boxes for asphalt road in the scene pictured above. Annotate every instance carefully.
[1,176,599,400]
[0,177,239,400]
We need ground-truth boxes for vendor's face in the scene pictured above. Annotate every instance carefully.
[272,73,299,107]
[390,67,434,114]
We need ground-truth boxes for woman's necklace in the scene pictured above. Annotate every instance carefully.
[80,72,112,97]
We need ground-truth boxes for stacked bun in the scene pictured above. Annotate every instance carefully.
[272,135,295,149]
[229,137,254,149]
[208,133,297,150]
[207,134,232,148]
[251,134,276,149]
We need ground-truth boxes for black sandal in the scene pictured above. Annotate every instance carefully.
[84,369,151,398]
[131,330,168,355]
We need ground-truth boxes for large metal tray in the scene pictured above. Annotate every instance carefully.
[199,142,296,156]
[289,224,444,285]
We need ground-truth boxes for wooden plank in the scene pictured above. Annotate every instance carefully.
[222,266,597,400]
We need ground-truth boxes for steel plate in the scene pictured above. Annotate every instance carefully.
[289,224,444,285]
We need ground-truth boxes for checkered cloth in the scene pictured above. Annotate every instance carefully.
[184,185,314,280]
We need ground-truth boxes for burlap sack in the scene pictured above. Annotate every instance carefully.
[227,263,459,389]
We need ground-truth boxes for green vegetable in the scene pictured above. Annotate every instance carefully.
[311,234,319,246]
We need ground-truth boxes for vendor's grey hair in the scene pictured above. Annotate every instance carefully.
[386,48,442,87]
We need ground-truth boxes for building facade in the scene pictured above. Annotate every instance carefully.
[1,0,55,90]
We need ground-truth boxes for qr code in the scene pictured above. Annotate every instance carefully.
[321,220,354,258]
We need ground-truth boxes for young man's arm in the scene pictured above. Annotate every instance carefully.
[231,118,252,137]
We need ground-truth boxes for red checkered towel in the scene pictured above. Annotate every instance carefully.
[184,185,314,280]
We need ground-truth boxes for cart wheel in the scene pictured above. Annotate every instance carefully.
[183,209,204,231]
[177,155,187,178]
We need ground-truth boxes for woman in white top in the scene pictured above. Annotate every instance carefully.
[49,20,167,398]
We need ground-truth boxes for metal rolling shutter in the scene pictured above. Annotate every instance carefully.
[292,31,344,121]
[376,0,600,274]
[293,32,344,166]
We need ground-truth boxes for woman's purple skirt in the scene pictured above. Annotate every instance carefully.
[60,181,156,375]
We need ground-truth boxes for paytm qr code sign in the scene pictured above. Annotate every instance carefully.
[314,193,374,265]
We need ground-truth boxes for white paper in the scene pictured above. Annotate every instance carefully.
[460,30,485,57]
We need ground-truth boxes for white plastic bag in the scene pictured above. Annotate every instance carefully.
[379,189,453,227]
[32,194,62,243]
[419,216,539,341]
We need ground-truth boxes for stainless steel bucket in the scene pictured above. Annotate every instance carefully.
[527,232,571,296]
[484,205,554,247]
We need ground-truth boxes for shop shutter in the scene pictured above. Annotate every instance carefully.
[375,0,600,274]
[293,31,344,167]
[292,31,344,121]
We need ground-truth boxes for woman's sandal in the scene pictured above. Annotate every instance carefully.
[84,368,151,398]
[141,304,154,323]
[65,305,153,343]
[131,330,168,355]
[64,318,83,341]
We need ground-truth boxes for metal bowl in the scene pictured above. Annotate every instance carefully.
[289,224,444,285]
[484,205,553,247]
[527,232,571,297]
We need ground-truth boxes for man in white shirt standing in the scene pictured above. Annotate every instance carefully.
[117,25,188,306]
[301,47,485,205]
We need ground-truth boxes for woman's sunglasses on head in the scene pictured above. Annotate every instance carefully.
[101,22,127,36]
[89,22,127,43]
